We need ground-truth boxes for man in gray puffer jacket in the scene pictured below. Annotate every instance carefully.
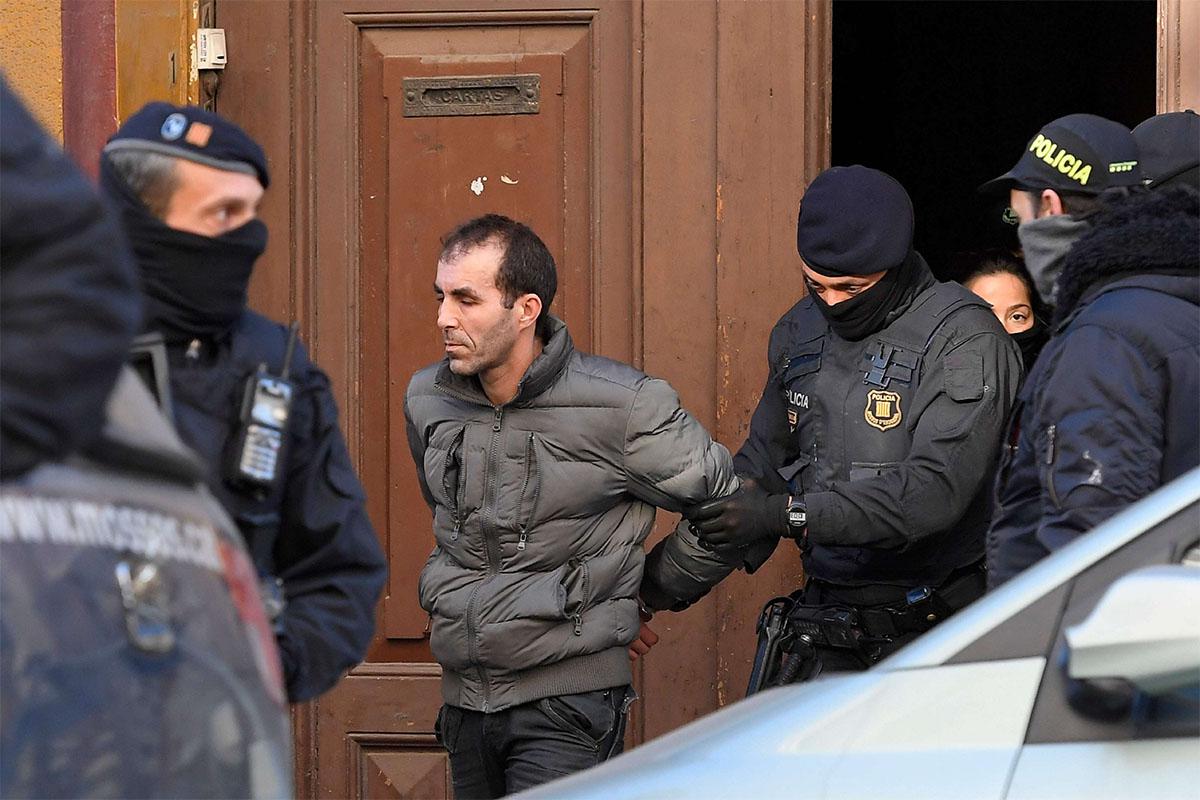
[405,214,738,798]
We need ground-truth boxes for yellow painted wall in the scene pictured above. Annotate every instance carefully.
[0,0,63,140]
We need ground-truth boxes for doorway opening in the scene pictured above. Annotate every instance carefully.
[832,1,1157,281]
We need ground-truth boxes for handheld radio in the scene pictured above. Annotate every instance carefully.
[228,323,300,492]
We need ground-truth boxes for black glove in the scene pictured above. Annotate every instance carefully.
[685,481,789,551]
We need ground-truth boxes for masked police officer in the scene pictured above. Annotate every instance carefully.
[98,103,387,703]
[985,115,1198,588]
[641,166,1022,683]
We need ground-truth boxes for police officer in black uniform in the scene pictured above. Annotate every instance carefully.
[98,103,387,703]
[642,166,1022,683]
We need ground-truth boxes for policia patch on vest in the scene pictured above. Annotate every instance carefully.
[864,389,902,431]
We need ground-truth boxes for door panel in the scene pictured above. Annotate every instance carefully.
[219,1,825,796]
[366,26,593,641]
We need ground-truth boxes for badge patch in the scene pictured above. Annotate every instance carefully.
[185,121,213,147]
[787,409,798,430]
[160,113,187,141]
[864,389,902,431]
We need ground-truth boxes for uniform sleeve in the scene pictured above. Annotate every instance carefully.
[1028,326,1166,553]
[272,355,388,702]
[804,327,1022,548]
[0,80,139,478]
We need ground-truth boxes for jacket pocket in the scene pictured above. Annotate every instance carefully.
[780,335,825,383]
[849,461,899,482]
[562,558,591,636]
[1036,423,1063,510]
[944,350,984,402]
[440,426,467,539]
[515,433,542,553]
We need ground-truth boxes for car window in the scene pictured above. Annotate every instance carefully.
[947,581,1070,665]
[1022,502,1200,745]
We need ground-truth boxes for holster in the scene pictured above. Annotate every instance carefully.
[746,597,795,695]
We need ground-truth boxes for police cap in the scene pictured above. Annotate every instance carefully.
[1132,110,1199,191]
[796,165,914,277]
[104,102,269,188]
[980,113,1141,196]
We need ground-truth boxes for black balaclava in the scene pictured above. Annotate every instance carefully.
[1010,317,1048,369]
[808,249,931,341]
[99,155,266,342]
[797,165,931,341]
[99,102,271,342]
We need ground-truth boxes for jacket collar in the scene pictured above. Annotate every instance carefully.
[435,316,574,407]
[1053,186,1199,328]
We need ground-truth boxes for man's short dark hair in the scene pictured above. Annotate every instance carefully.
[104,150,179,219]
[1023,188,1108,220]
[439,214,558,341]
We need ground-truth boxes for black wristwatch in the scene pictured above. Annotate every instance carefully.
[785,494,808,536]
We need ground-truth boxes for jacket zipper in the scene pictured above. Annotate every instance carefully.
[1044,424,1060,508]
[516,433,541,551]
[463,405,505,712]
[442,427,466,540]
[571,559,590,636]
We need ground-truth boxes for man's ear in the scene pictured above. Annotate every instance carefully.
[1039,189,1065,217]
[516,293,543,333]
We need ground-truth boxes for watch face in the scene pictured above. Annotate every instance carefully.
[788,507,807,528]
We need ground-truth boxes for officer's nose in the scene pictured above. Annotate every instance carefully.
[824,290,853,306]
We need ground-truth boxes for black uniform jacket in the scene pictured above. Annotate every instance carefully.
[988,187,1200,587]
[161,311,387,702]
[737,263,1022,587]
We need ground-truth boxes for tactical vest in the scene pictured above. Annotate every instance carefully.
[164,312,296,574]
[773,282,992,586]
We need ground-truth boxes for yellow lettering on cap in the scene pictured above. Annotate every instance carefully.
[1075,165,1091,185]
[1059,154,1076,174]
[1037,140,1055,160]
[1050,148,1068,169]
[1029,134,1047,153]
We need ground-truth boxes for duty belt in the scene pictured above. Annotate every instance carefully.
[746,561,987,695]
[806,559,986,636]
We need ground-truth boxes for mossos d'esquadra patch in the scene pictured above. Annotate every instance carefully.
[0,493,222,572]
[865,389,903,432]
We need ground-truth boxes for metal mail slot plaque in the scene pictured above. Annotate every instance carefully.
[402,74,541,117]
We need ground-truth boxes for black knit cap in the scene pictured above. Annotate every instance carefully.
[1132,110,1199,191]
[796,165,914,277]
[980,113,1141,196]
[103,102,269,188]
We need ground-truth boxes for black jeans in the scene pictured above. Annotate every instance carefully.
[436,686,635,799]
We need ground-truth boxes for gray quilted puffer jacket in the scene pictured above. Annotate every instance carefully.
[405,318,737,712]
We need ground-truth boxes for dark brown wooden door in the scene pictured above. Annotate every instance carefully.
[218,2,828,797]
